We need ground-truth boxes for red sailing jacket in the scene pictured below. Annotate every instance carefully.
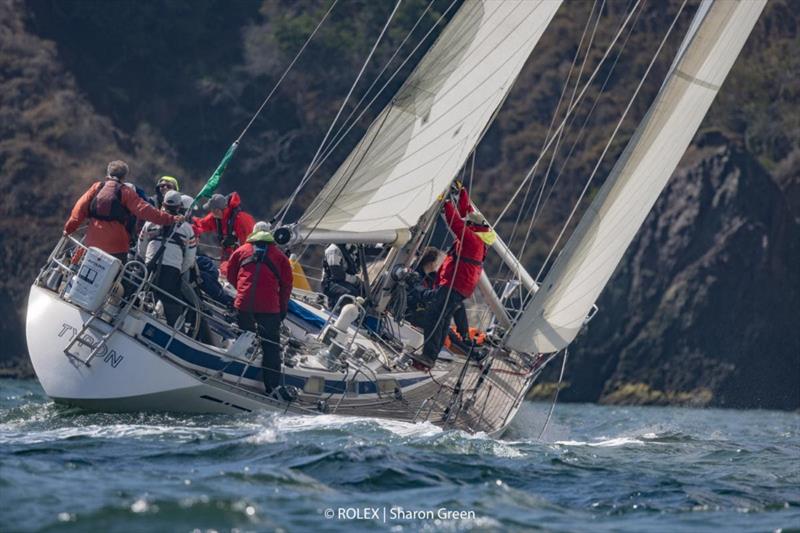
[64,179,177,255]
[192,192,255,275]
[226,242,293,315]
[437,188,488,299]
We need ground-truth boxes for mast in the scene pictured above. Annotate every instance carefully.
[505,0,766,353]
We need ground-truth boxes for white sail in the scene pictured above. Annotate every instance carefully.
[506,0,766,354]
[299,0,562,235]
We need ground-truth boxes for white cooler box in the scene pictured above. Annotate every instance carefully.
[65,247,122,312]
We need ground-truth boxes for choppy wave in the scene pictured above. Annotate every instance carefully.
[1,379,799,532]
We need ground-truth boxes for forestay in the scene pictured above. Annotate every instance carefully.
[506,0,766,354]
[299,0,562,234]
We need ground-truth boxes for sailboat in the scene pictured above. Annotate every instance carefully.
[26,0,765,437]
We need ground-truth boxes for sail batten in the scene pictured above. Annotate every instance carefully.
[506,0,766,354]
[299,0,563,235]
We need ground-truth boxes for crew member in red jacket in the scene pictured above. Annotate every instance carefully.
[192,192,255,277]
[226,222,295,400]
[64,160,182,263]
[413,184,495,369]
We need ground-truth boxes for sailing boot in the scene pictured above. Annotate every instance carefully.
[407,352,436,371]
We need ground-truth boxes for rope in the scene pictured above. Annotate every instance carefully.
[537,347,567,440]
[277,0,403,225]
[535,0,688,282]
[146,2,339,274]
[235,0,339,144]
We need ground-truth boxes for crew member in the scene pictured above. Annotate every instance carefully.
[226,222,295,400]
[413,184,495,369]
[150,176,180,208]
[321,243,364,309]
[405,247,442,328]
[192,192,255,276]
[138,190,197,326]
[63,160,182,264]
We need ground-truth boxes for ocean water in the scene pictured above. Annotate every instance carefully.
[1,379,798,532]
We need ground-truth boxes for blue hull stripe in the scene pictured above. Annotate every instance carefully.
[140,324,427,395]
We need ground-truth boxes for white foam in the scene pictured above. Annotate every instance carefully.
[244,426,278,444]
[0,423,241,445]
[270,414,443,439]
[555,436,647,447]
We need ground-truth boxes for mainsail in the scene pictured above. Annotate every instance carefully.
[505,0,766,353]
[298,0,562,236]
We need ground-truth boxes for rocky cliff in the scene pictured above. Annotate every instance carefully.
[560,133,800,409]
[0,0,186,372]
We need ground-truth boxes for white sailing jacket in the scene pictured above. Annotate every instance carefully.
[138,221,197,273]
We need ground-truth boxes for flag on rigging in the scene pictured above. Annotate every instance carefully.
[192,141,239,206]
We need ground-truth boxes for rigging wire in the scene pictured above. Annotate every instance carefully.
[509,0,621,290]
[150,3,341,291]
[285,0,460,217]
[289,1,535,230]
[520,0,644,262]
[535,0,689,282]
[499,0,602,285]
[524,0,607,233]
[537,347,568,440]
[319,0,438,157]
[276,0,404,226]
[236,0,339,145]
[492,0,643,228]
[291,0,535,240]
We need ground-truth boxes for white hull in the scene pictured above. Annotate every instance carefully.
[26,281,547,436]
[26,285,288,415]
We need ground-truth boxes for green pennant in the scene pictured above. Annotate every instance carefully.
[192,141,239,206]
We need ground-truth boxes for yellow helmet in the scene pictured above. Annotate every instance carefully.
[157,176,180,191]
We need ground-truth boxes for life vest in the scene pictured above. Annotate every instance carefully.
[447,239,486,266]
[88,180,129,223]
[145,224,186,272]
[322,244,360,281]
[240,243,286,311]
[241,243,280,278]
[215,206,240,248]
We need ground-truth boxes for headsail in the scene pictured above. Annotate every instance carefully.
[298,0,562,236]
[505,0,766,353]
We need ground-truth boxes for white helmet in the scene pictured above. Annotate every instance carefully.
[162,190,182,208]
[180,194,194,210]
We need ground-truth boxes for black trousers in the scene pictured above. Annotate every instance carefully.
[422,287,465,360]
[238,312,282,393]
[453,302,469,339]
[153,265,183,327]
[322,279,362,309]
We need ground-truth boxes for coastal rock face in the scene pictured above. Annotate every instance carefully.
[0,0,182,367]
[562,134,800,409]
